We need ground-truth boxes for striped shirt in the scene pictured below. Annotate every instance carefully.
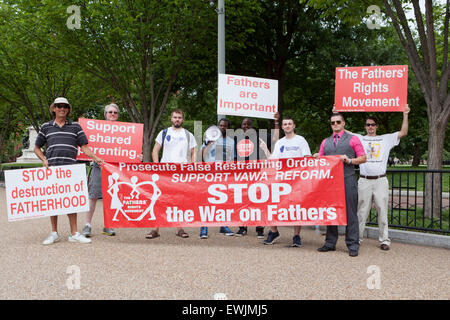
[35,119,88,166]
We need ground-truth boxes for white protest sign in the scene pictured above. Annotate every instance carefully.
[217,74,278,119]
[5,164,89,221]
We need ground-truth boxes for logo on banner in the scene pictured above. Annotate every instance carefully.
[237,139,254,157]
[107,173,161,221]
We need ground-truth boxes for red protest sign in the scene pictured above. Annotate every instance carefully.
[237,139,254,157]
[335,65,408,112]
[77,118,143,163]
[101,157,347,228]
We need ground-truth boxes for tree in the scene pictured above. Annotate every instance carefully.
[0,1,107,133]
[302,0,449,217]
[228,0,324,118]
[0,102,22,163]
[9,0,221,161]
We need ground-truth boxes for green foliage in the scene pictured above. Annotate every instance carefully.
[0,0,446,165]
[0,1,109,131]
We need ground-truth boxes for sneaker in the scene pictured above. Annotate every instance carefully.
[290,235,302,247]
[263,231,280,245]
[256,228,265,239]
[236,227,247,237]
[200,227,208,239]
[68,232,92,244]
[219,226,234,236]
[349,250,359,257]
[82,224,92,237]
[42,232,60,245]
[317,245,336,252]
[102,228,116,236]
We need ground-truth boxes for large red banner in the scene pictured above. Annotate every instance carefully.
[77,118,143,163]
[101,157,347,228]
[335,65,408,112]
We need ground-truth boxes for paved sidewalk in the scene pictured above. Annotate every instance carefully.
[0,187,448,300]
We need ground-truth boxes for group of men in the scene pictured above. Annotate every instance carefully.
[34,97,409,257]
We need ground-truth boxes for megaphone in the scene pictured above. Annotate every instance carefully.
[204,125,221,142]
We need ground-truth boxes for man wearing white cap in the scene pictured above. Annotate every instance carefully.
[34,97,104,245]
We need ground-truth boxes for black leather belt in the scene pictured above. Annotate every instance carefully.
[360,174,386,179]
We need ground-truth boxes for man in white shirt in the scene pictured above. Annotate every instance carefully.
[145,109,197,239]
[261,117,311,247]
[355,105,410,250]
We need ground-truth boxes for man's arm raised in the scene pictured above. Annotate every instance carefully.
[397,104,410,139]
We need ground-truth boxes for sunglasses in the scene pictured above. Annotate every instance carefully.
[330,120,342,125]
[365,123,377,127]
[55,104,70,109]
[107,111,118,114]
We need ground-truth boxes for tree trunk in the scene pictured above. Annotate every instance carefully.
[424,111,446,218]
[142,126,153,162]
[0,111,12,162]
[411,143,421,167]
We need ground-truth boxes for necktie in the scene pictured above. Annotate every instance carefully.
[334,134,339,147]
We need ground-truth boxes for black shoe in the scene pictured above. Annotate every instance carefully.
[236,227,247,237]
[256,228,265,239]
[349,250,358,257]
[263,231,280,245]
[289,235,302,247]
[317,245,336,252]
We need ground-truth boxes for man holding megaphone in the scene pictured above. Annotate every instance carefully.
[200,118,236,238]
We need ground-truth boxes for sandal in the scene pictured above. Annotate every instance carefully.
[176,229,189,238]
[145,230,160,239]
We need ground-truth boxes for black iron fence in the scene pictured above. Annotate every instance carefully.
[362,169,450,235]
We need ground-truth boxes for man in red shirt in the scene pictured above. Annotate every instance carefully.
[313,112,366,257]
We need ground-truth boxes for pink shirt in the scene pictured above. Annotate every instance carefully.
[319,131,365,157]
